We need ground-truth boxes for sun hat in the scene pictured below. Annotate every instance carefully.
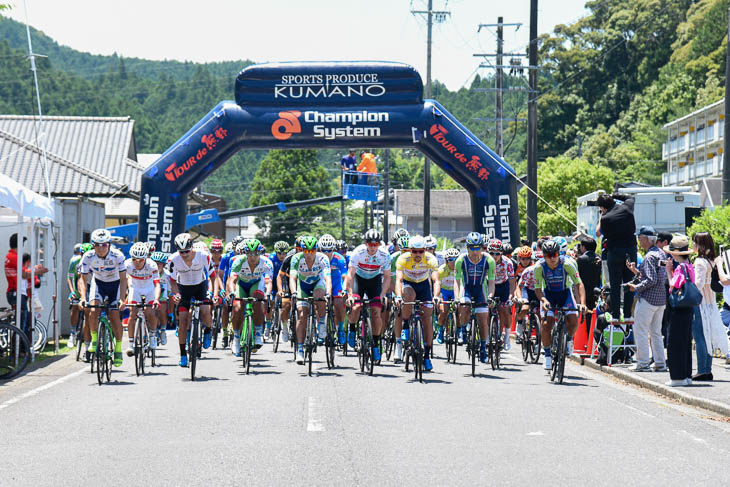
[663,234,693,256]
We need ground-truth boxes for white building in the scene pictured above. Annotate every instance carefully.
[662,98,724,190]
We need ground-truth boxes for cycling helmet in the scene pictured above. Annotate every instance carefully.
[240,238,262,254]
[91,228,111,244]
[150,251,169,263]
[502,242,513,255]
[445,248,460,260]
[146,241,156,253]
[295,236,304,250]
[224,242,233,253]
[409,235,425,250]
[553,236,568,255]
[424,235,437,249]
[335,240,348,253]
[318,234,336,251]
[465,232,482,247]
[487,238,503,253]
[210,239,224,251]
[235,241,247,255]
[193,241,208,252]
[257,243,266,254]
[541,240,561,256]
[364,229,381,243]
[73,243,83,254]
[397,235,410,250]
[232,235,245,247]
[81,243,93,253]
[299,235,317,251]
[129,242,149,259]
[174,233,193,251]
[481,234,489,247]
[274,241,290,254]
[534,250,544,260]
[392,227,409,242]
[516,246,533,259]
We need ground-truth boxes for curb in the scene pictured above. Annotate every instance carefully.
[569,355,730,418]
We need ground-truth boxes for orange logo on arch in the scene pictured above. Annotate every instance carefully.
[271,110,302,140]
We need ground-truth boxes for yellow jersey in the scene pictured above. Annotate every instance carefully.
[396,252,439,283]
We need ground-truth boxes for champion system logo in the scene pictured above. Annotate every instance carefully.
[271,110,302,140]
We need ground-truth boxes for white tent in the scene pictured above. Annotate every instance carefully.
[0,172,56,356]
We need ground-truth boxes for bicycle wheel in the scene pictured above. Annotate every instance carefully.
[550,324,561,382]
[384,314,395,361]
[307,315,315,376]
[31,320,47,352]
[245,317,253,375]
[491,316,501,370]
[557,322,567,384]
[104,325,113,382]
[190,319,199,381]
[272,307,281,353]
[75,313,84,361]
[0,323,30,380]
[134,318,144,377]
[413,319,423,382]
[530,315,541,364]
[95,321,106,385]
[212,306,220,350]
[470,315,478,377]
[521,320,530,362]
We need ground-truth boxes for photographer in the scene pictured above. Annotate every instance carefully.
[595,192,637,320]
[626,226,667,372]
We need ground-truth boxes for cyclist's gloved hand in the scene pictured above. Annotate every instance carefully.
[173,293,182,304]
[152,299,160,308]
[213,296,221,306]
[393,295,402,305]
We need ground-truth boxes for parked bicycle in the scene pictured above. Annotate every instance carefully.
[0,307,31,380]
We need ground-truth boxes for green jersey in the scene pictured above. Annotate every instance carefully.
[68,255,82,292]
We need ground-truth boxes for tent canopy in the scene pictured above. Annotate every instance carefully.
[0,172,54,220]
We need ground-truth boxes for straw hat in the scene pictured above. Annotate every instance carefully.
[663,234,693,256]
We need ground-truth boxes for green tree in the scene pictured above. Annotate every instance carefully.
[518,156,614,236]
[687,206,730,250]
[249,150,333,245]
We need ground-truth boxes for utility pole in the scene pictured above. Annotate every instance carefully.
[721,9,730,205]
[412,0,449,236]
[527,0,539,242]
[340,168,346,240]
[383,149,391,242]
[496,17,504,157]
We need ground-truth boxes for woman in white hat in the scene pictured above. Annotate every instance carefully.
[664,235,696,387]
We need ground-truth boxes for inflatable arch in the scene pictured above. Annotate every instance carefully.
[138,62,519,251]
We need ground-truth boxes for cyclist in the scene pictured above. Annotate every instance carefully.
[67,243,84,348]
[436,247,460,344]
[394,235,440,371]
[513,246,538,341]
[218,235,243,347]
[487,239,516,351]
[277,237,303,344]
[534,239,587,370]
[318,235,348,345]
[389,234,410,363]
[454,232,495,362]
[345,229,391,361]
[124,242,161,355]
[227,239,273,356]
[150,251,170,345]
[336,240,349,267]
[425,234,444,266]
[77,229,127,367]
[168,233,215,367]
[289,236,332,365]
[265,240,290,339]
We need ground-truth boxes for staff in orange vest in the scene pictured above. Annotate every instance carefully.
[357,151,377,185]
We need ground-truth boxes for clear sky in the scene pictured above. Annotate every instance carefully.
[5,0,588,90]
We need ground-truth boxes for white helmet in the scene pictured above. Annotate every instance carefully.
[409,235,425,250]
[318,234,336,251]
[174,233,193,251]
[91,228,111,244]
[424,235,437,249]
[445,248,460,259]
[224,242,233,253]
[235,241,246,255]
[193,241,208,252]
[129,242,149,259]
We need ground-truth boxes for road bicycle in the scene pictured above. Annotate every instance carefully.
[188,298,209,381]
[299,296,327,377]
[460,301,489,377]
[0,307,31,380]
[211,295,223,350]
[132,296,157,376]
[69,298,86,361]
[85,299,115,386]
[443,300,459,364]
[323,295,337,369]
[270,294,282,353]
[353,298,378,376]
[383,298,397,361]
[488,298,503,370]
[520,300,542,364]
[234,296,267,375]
[549,306,579,384]
[401,300,426,383]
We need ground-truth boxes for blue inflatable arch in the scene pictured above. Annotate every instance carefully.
[138,62,519,251]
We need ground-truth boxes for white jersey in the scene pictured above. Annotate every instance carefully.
[434,251,446,267]
[167,250,212,286]
[124,258,159,290]
[79,248,126,283]
[349,244,391,279]
[230,255,273,284]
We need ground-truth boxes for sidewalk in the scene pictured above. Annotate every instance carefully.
[571,353,730,417]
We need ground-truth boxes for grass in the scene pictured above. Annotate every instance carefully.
[33,337,74,363]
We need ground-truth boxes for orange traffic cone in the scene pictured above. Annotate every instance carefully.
[572,312,588,354]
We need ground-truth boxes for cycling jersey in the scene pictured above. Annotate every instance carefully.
[328,252,347,295]
[230,255,273,284]
[396,252,439,283]
[492,257,514,285]
[433,251,446,267]
[124,258,160,289]
[438,263,455,291]
[218,250,236,284]
[268,252,285,290]
[168,250,212,286]
[519,265,537,292]
[533,257,581,292]
[79,248,126,282]
[290,252,331,284]
[390,250,401,274]
[349,245,391,279]
[68,255,82,292]
[158,269,171,301]
[454,254,495,288]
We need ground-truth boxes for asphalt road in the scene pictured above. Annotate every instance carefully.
[2,337,730,486]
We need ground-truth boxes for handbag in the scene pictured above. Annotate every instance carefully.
[669,264,703,309]
[710,262,724,293]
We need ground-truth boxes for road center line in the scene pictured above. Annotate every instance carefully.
[0,367,86,411]
[307,396,324,432]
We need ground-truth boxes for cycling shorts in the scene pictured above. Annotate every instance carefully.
[352,274,382,308]
[403,279,433,308]
[128,286,155,305]
[521,287,538,304]
[494,281,511,307]
[462,284,488,313]
[441,288,454,302]
[543,289,577,318]
[89,278,120,308]
[159,286,169,302]
[177,282,209,312]
[236,279,265,299]
[331,273,343,296]
[297,276,326,307]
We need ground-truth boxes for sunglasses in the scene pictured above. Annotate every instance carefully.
[490,252,502,256]
[179,249,191,255]
[366,242,380,247]
[303,249,316,254]
[446,257,457,262]
[467,246,481,252]
[245,251,258,255]
[132,257,145,262]
[544,252,559,258]
[93,242,109,247]
[411,249,425,255]
[212,249,222,253]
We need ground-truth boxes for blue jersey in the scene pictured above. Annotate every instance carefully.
[329,252,347,283]
[219,250,236,283]
[268,252,285,290]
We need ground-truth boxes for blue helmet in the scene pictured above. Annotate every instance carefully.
[553,236,568,255]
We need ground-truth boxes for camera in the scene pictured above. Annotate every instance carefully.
[659,260,667,267]
[585,200,599,207]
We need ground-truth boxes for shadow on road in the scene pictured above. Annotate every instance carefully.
[185,376,228,382]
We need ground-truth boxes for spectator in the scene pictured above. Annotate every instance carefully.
[3,233,46,337]
[657,231,672,346]
[714,247,730,364]
[340,149,357,185]
[626,226,667,372]
[692,232,729,381]
[576,236,601,310]
[664,235,695,387]
[596,192,637,320]
[357,151,377,185]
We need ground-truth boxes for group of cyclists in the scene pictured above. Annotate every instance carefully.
[66,225,588,376]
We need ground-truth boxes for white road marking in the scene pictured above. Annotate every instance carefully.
[307,396,324,432]
[527,431,545,436]
[0,367,86,411]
